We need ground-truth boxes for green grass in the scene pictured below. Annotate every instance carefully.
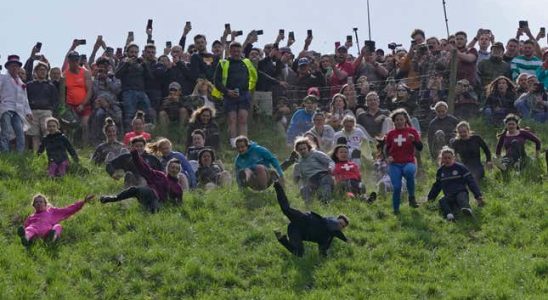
[0,117,547,299]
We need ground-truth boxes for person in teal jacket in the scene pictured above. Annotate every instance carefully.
[234,135,283,190]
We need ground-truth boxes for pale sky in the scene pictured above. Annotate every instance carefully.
[0,0,546,70]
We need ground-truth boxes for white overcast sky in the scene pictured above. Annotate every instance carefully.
[0,0,546,69]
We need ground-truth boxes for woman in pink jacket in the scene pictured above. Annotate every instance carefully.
[17,194,95,247]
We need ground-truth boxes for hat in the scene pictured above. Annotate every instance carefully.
[303,95,318,103]
[169,82,182,90]
[4,55,22,68]
[67,51,80,60]
[279,47,292,54]
[491,42,504,50]
[337,45,348,52]
[298,57,309,66]
[307,87,320,97]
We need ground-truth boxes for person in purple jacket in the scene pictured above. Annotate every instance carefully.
[494,114,542,171]
[18,194,95,247]
[100,138,183,213]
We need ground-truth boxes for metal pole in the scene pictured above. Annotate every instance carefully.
[367,0,372,40]
[354,29,360,55]
[442,0,450,38]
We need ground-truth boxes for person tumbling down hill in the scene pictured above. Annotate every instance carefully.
[234,135,283,191]
[273,180,349,257]
[100,145,183,213]
[17,194,95,248]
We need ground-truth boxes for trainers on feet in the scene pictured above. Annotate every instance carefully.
[461,208,473,217]
[409,196,419,208]
[368,192,377,203]
[100,195,117,203]
[273,230,284,240]
[493,158,507,171]
[446,213,455,221]
[17,226,31,248]
[46,229,57,243]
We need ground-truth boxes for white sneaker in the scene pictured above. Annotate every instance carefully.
[229,138,236,148]
[446,213,455,221]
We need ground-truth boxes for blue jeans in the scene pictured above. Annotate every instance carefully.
[388,162,416,212]
[0,111,25,153]
[121,90,151,131]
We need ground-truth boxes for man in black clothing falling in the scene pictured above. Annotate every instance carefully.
[273,180,349,257]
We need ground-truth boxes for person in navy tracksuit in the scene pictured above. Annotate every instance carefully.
[427,146,486,221]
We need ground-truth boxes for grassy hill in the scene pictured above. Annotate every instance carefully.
[0,117,546,299]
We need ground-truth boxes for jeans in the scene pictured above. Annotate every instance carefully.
[121,90,151,131]
[0,111,25,153]
[115,186,159,213]
[389,162,416,212]
[300,171,334,203]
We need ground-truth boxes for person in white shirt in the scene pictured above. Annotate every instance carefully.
[0,55,33,152]
[333,115,373,166]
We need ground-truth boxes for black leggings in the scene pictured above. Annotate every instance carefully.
[274,182,306,256]
[115,186,159,213]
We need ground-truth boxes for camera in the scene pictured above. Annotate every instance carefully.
[519,20,528,29]
[78,39,87,45]
[256,30,264,35]
[234,31,243,36]
[147,19,153,30]
[387,42,401,50]
[35,42,42,51]
[307,30,313,37]
[166,41,172,48]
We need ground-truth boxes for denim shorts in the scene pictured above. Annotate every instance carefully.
[224,91,251,113]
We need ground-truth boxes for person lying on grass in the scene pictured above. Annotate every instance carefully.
[100,143,183,213]
[273,179,349,257]
[17,194,95,248]
[427,146,485,221]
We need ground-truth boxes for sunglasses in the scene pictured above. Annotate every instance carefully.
[169,88,179,92]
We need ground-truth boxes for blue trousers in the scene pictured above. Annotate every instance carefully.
[0,111,25,153]
[388,162,416,212]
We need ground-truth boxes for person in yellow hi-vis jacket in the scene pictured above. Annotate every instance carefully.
[213,42,257,148]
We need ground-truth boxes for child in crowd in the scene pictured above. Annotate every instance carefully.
[123,111,152,145]
[427,147,485,221]
[18,194,95,247]
[330,144,376,201]
[37,117,79,178]
[196,148,232,190]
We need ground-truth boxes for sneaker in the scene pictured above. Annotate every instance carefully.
[238,170,248,186]
[17,226,32,248]
[100,195,118,203]
[409,196,419,208]
[45,229,57,243]
[446,213,455,221]
[461,208,473,217]
[273,230,285,240]
[368,192,377,203]
[493,158,507,171]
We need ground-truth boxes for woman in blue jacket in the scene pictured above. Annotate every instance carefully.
[234,136,283,190]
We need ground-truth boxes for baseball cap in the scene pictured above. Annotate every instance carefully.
[491,42,504,50]
[298,57,310,66]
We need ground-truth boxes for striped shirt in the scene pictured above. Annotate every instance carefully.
[511,55,542,80]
